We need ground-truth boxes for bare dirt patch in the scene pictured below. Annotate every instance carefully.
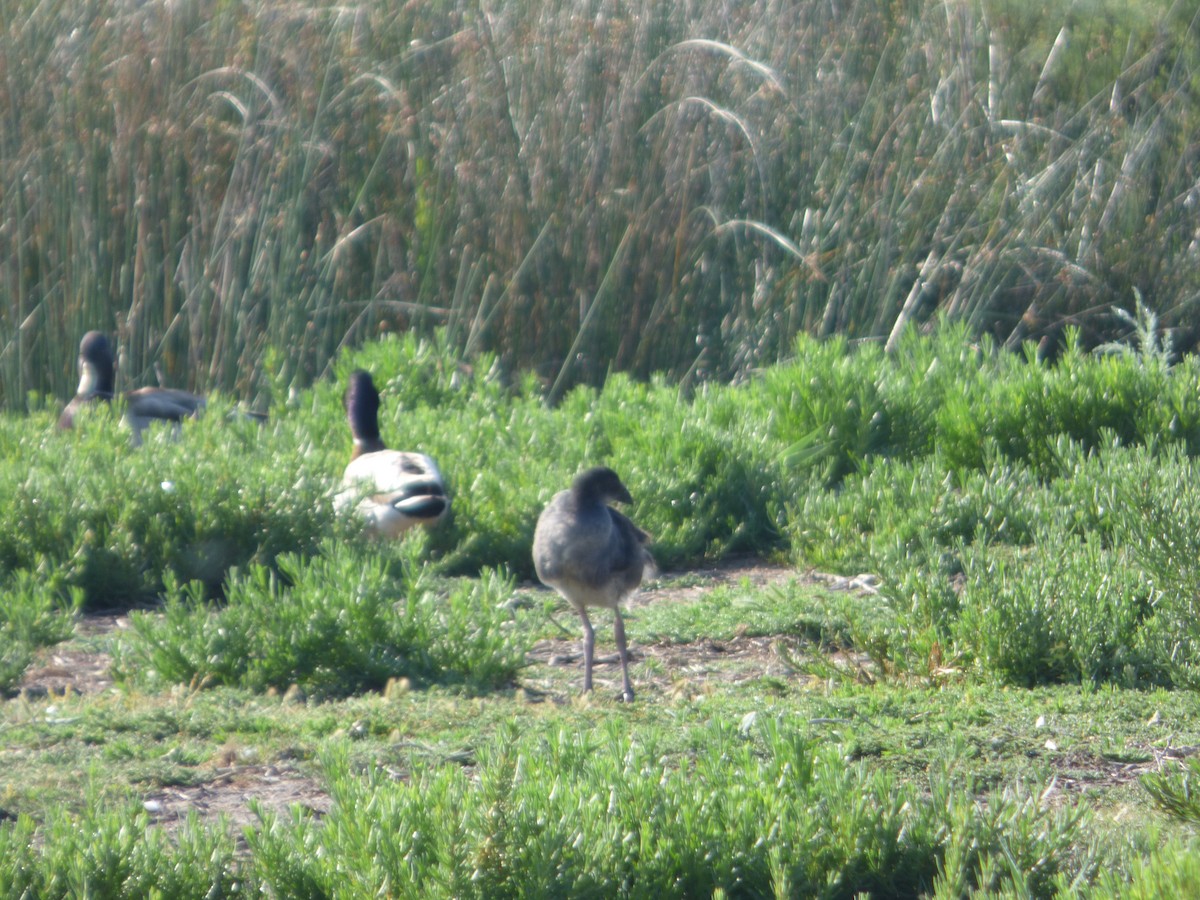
[14,613,336,834]
[16,614,126,699]
[141,764,331,834]
[521,557,877,699]
[1042,745,1200,802]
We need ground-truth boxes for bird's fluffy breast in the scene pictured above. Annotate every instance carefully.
[533,492,650,593]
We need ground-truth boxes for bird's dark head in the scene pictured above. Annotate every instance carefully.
[345,369,384,452]
[572,466,633,505]
[76,331,115,398]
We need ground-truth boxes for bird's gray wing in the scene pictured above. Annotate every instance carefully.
[606,507,656,584]
[127,388,206,422]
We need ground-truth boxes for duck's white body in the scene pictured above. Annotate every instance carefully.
[337,449,448,538]
[335,370,448,537]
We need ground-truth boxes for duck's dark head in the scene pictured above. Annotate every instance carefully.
[572,466,634,505]
[76,331,115,399]
[345,369,385,456]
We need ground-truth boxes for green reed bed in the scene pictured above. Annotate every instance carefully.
[4,0,1200,408]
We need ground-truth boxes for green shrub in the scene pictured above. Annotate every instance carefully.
[245,720,1089,898]
[1142,757,1200,826]
[953,533,1159,686]
[934,333,1188,477]
[113,542,528,698]
[0,800,243,898]
[596,374,785,565]
[761,335,890,487]
[0,398,335,609]
[1090,842,1200,900]
[787,453,1052,573]
[0,570,80,694]
[1111,445,1200,688]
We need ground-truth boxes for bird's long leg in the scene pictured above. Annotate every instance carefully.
[613,609,634,703]
[579,608,595,693]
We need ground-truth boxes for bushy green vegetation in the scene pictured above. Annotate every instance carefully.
[0,721,1118,898]
[6,326,1200,893]
[0,798,243,898]
[0,396,332,606]
[247,723,1091,898]
[112,544,526,698]
[8,325,1200,693]
[4,0,1200,408]
[1,710,1198,897]
[0,570,80,694]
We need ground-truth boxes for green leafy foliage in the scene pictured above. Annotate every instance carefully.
[0,800,242,898]
[10,327,1200,694]
[242,721,1088,898]
[1142,757,1200,826]
[113,542,528,698]
[0,399,333,608]
[0,720,1095,897]
[1090,842,1200,900]
[762,336,891,487]
[952,535,1159,686]
[0,570,80,694]
[1109,445,1200,688]
[935,334,1165,477]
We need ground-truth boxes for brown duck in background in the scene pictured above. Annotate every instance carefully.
[58,331,206,446]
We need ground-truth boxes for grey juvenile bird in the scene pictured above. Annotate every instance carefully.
[533,466,655,702]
